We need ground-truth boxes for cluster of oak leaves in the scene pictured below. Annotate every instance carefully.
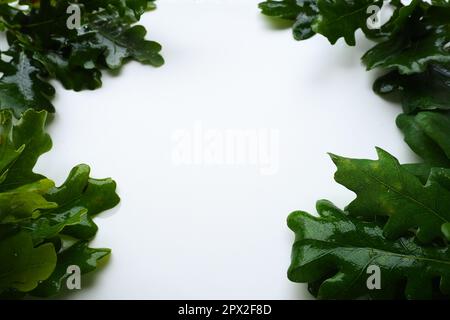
[260,0,450,299]
[0,0,163,298]
[1,0,449,300]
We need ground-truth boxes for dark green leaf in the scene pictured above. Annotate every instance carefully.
[31,241,110,297]
[76,10,164,69]
[0,232,56,294]
[0,109,51,190]
[0,109,119,297]
[396,112,450,167]
[365,0,421,39]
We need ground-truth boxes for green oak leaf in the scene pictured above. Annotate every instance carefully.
[25,164,120,243]
[288,200,450,300]
[79,0,154,23]
[22,208,87,245]
[397,112,450,167]
[260,0,422,44]
[0,179,57,223]
[31,241,110,297]
[0,47,55,116]
[0,0,164,115]
[259,0,305,19]
[374,64,450,113]
[0,109,119,297]
[362,13,450,74]
[260,0,450,300]
[331,147,450,243]
[0,109,51,191]
[312,0,383,46]
[0,110,24,183]
[0,232,56,294]
[259,0,319,40]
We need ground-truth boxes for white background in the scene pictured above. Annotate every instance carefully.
[34,0,417,299]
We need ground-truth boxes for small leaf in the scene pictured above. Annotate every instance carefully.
[362,13,450,74]
[312,0,383,46]
[442,223,450,240]
[78,10,164,69]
